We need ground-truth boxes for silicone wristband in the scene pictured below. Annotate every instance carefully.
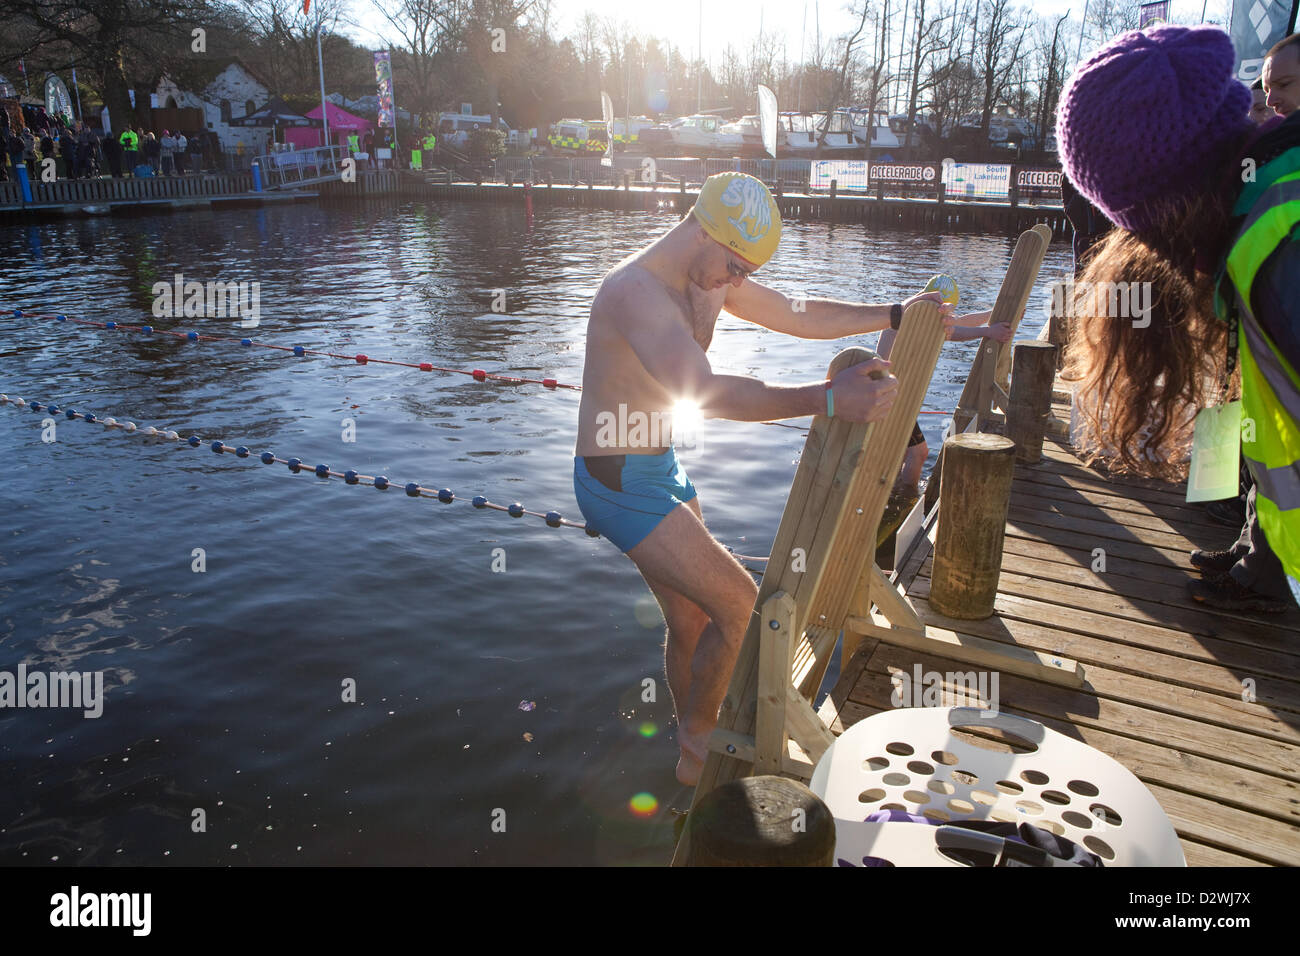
[825,381,834,418]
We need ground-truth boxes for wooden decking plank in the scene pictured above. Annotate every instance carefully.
[986,550,1300,638]
[1005,518,1198,571]
[851,640,1300,761]
[1011,470,1232,535]
[902,582,1300,712]
[1009,484,1229,539]
[914,561,1300,653]
[1033,446,1192,498]
[1146,781,1300,866]
[1180,840,1270,866]
[1013,465,1194,510]
[1006,502,1217,553]
[1000,534,1211,589]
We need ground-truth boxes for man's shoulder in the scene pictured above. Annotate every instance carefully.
[595,261,680,324]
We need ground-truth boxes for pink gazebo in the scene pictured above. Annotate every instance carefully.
[284,102,375,150]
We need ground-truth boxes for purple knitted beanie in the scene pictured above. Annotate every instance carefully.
[1057,25,1253,235]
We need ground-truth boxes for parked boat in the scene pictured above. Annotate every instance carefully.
[847,109,901,152]
[716,115,765,157]
[779,111,861,158]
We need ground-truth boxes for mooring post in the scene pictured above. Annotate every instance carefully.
[680,775,836,867]
[1005,341,1057,464]
[1047,279,1070,370]
[930,433,1017,619]
[829,178,837,201]
[936,180,945,207]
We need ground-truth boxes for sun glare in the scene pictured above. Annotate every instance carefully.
[672,399,704,442]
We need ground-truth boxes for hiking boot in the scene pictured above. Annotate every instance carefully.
[1204,497,1247,527]
[1189,547,1244,576]
[1187,573,1291,614]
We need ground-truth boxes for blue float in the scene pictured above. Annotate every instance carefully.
[374,476,389,490]
[437,489,453,503]
[315,464,330,478]
[287,458,303,473]
[508,503,524,517]
[404,482,421,497]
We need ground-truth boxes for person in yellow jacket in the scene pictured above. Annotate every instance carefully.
[1057,25,1300,613]
[119,127,139,175]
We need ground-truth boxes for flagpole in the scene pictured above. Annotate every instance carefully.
[314,3,331,151]
[71,63,83,122]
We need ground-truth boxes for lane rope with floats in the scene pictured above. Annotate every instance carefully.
[0,392,601,536]
[4,307,957,418]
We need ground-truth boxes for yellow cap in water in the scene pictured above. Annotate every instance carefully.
[691,172,782,268]
[922,274,960,307]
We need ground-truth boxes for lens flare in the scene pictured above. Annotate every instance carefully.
[629,792,658,817]
[638,721,658,738]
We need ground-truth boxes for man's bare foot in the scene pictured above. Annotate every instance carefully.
[676,731,709,786]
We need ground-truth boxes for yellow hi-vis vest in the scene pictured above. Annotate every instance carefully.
[1216,145,1300,579]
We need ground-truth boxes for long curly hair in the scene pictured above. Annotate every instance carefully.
[1061,189,1238,480]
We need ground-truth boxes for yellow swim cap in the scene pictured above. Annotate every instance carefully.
[922,274,960,307]
[691,172,782,268]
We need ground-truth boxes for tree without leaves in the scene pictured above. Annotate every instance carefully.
[0,0,218,130]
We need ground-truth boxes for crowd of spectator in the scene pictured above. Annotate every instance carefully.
[1,108,226,183]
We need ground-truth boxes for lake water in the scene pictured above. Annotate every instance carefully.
[0,199,1072,865]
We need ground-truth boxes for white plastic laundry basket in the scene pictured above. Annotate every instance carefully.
[809,707,1185,867]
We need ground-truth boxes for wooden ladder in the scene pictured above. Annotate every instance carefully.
[671,225,1081,864]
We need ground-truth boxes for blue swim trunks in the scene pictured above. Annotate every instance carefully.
[573,447,698,553]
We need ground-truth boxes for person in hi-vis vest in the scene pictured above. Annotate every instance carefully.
[119,127,139,175]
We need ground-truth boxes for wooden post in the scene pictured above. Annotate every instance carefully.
[929,433,1016,620]
[1047,279,1071,371]
[1005,341,1057,464]
[680,775,836,866]
[829,178,838,201]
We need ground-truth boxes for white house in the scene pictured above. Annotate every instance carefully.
[153,60,273,152]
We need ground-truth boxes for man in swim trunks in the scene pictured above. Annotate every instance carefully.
[574,171,954,785]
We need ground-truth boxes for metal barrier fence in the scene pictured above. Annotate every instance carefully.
[255,145,346,189]
[493,156,812,189]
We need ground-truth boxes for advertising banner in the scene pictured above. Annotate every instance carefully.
[810,159,870,192]
[374,51,395,128]
[867,161,941,186]
[943,162,1012,199]
[1229,0,1298,83]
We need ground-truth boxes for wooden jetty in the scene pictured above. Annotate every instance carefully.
[0,169,401,220]
[415,179,1070,238]
[675,224,1300,867]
